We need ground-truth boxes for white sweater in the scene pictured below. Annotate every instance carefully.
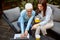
[35,6,53,26]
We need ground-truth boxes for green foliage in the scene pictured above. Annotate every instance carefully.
[48,0,60,8]
[19,1,26,10]
[4,0,60,10]
[5,0,18,2]
[33,0,38,10]
[48,0,60,5]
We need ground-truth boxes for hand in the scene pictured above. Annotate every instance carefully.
[24,30,28,37]
[21,34,25,38]
[31,24,40,30]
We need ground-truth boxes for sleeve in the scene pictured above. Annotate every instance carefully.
[18,10,25,34]
[25,11,35,31]
[39,7,52,26]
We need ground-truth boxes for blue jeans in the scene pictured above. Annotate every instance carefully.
[17,22,32,35]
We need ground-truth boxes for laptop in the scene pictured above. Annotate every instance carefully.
[14,34,29,40]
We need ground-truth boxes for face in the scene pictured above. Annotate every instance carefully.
[38,4,43,11]
[26,9,32,16]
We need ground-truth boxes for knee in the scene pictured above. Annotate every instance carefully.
[40,27,45,31]
[17,22,20,27]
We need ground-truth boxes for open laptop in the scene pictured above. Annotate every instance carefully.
[13,34,29,40]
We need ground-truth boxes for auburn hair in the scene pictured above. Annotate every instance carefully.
[36,0,47,17]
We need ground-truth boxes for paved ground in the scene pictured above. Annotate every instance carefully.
[0,17,15,40]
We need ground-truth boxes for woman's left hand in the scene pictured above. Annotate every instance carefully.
[31,24,40,30]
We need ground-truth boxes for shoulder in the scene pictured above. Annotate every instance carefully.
[47,6,52,11]
[32,10,36,15]
[20,9,26,15]
[21,9,26,13]
[46,6,52,15]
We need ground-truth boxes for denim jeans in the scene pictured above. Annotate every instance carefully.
[17,22,32,35]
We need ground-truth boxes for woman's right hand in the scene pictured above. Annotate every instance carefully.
[31,24,40,30]
[21,34,25,38]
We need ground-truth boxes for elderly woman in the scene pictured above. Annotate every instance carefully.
[31,0,54,36]
[17,3,35,38]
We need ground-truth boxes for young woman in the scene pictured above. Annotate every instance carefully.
[31,0,54,36]
[18,3,35,38]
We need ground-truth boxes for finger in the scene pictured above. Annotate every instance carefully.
[21,36,24,38]
[31,28,34,30]
[24,34,27,37]
[24,33,27,36]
